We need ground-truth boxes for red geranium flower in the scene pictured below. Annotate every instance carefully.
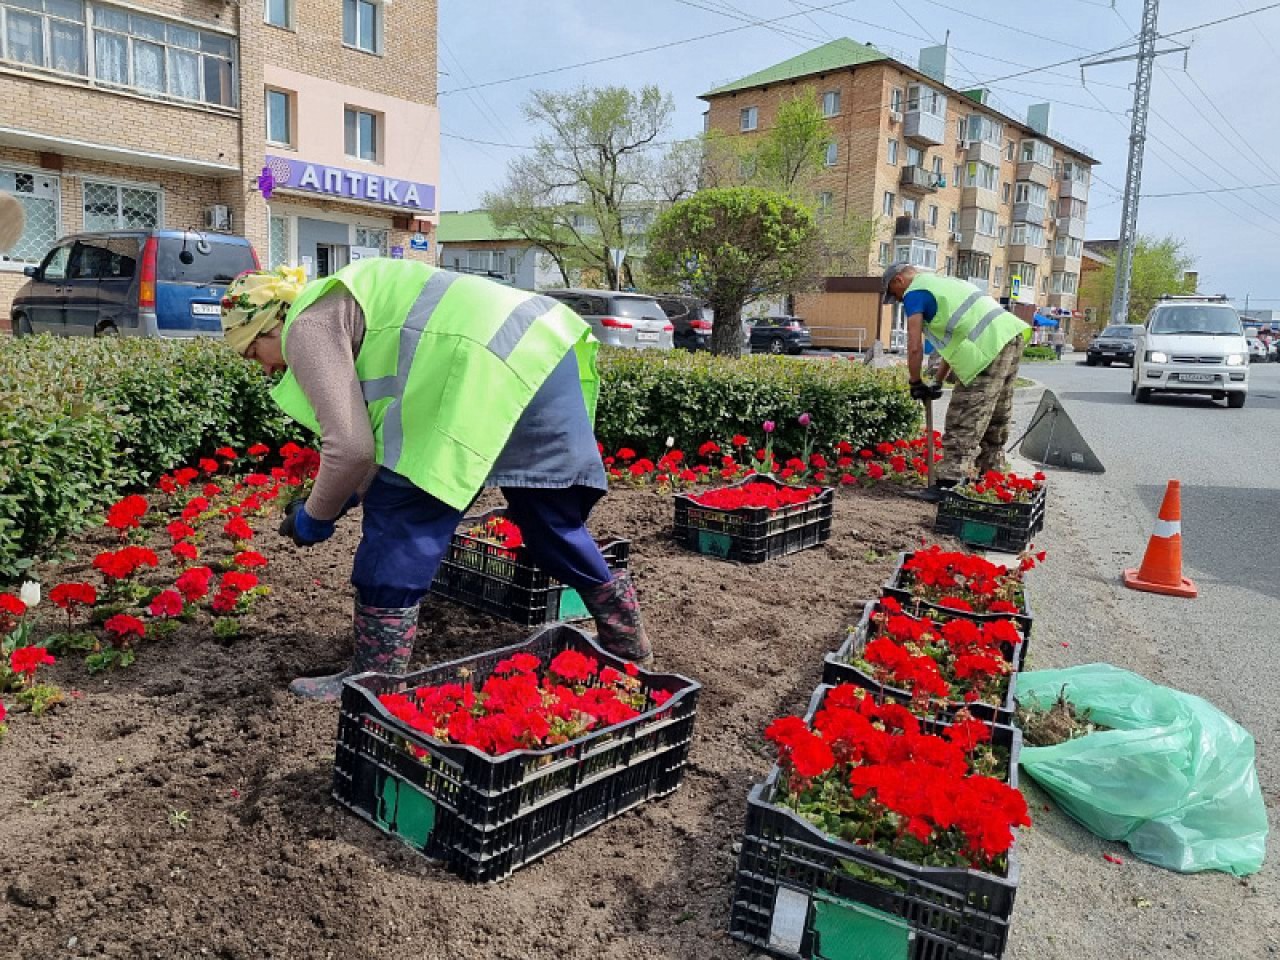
[172,542,199,564]
[49,582,97,610]
[104,614,146,641]
[10,646,54,677]
[549,649,598,682]
[223,517,254,541]
[247,443,271,458]
[167,520,197,541]
[0,593,27,617]
[199,458,220,474]
[221,571,259,594]
[175,567,215,602]
[215,446,238,460]
[233,551,268,569]
[173,467,200,487]
[148,590,184,618]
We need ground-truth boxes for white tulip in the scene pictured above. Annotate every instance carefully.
[665,436,675,448]
[19,580,40,608]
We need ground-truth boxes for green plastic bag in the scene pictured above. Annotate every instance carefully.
[1017,664,1267,876]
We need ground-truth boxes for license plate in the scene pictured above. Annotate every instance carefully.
[1179,373,1214,383]
[191,303,221,316]
[636,331,659,342]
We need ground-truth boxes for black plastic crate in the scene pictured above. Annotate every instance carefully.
[673,475,834,564]
[332,624,700,883]
[822,603,1021,725]
[934,486,1045,554]
[430,508,629,627]
[883,553,1035,672]
[729,685,1022,960]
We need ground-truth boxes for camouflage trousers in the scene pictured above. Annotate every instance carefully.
[938,337,1024,483]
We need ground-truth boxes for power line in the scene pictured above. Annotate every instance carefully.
[1160,1,1280,38]
[1144,182,1280,197]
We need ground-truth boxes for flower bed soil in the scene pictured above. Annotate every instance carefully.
[1,487,935,960]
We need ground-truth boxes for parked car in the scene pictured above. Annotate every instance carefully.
[11,231,259,338]
[1132,295,1249,408]
[542,289,674,350]
[749,316,812,355]
[1247,337,1269,363]
[654,294,749,352]
[1085,324,1140,366]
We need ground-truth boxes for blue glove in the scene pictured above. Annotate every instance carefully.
[279,500,335,547]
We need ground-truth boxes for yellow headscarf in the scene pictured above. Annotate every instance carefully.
[220,266,307,354]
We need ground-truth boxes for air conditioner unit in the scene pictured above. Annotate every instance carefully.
[889,109,902,122]
[204,204,232,232]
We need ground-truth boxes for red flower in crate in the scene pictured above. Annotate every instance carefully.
[691,484,821,512]
[549,649,598,683]
[467,516,524,550]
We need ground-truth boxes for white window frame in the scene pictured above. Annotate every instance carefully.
[740,106,758,132]
[342,0,382,54]
[882,191,895,216]
[928,204,939,227]
[905,145,923,169]
[906,83,945,117]
[994,266,1003,286]
[944,255,953,276]
[965,161,997,191]
[1001,182,1011,203]
[822,90,840,117]
[264,0,293,29]
[82,177,164,231]
[889,87,903,114]
[948,210,958,233]
[344,106,381,163]
[1011,262,1037,287]
[0,1,89,78]
[895,238,938,269]
[0,163,62,269]
[824,141,838,167]
[976,209,998,237]
[878,241,891,266]
[997,225,1007,247]
[1020,139,1054,168]
[901,196,917,217]
[1014,181,1048,207]
[817,191,833,214]
[265,87,294,147]
[1011,223,1045,247]
[268,213,292,268]
[886,138,898,166]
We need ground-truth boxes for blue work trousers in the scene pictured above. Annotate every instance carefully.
[351,473,613,609]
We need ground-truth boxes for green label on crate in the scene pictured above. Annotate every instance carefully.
[959,520,998,546]
[697,530,733,558]
[558,588,589,622]
[810,894,913,960]
[376,773,436,849]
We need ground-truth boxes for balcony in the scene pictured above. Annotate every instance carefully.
[960,186,999,209]
[894,216,932,239]
[958,232,995,255]
[1059,177,1089,201]
[1058,215,1086,238]
[966,140,1001,167]
[904,109,946,146]
[1046,292,1076,310]
[1051,252,1082,273]
[899,165,942,194]
[1016,162,1053,187]
[1007,244,1045,265]
[1013,202,1047,225]
[962,277,991,294]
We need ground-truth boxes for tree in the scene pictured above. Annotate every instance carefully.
[1081,235,1197,326]
[485,86,684,289]
[647,187,823,355]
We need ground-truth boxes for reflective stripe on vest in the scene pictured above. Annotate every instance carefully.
[906,273,1030,385]
[942,289,986,343]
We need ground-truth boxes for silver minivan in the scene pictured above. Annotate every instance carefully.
[543,289,674,350]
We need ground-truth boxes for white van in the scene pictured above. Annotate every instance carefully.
[1132,295,1249,408]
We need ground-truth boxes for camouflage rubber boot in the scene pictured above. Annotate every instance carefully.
[579,571,654,666]
[288,602,418,701]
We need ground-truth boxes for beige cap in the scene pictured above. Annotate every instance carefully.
[0,193,25,252]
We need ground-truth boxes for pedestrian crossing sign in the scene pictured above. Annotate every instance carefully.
[1011,275,1022,298]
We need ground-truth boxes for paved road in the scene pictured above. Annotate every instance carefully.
[991,356,1279,959]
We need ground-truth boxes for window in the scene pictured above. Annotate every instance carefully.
[1062,160,1089,184]
[1020,139,1054,167]
[953,164,961,187]
[965,161,997,191]
[1051,271,1079,294]
[822,90,840,117]
[1060,197,1087,219]
[354,226,389,256]
[901,197,917,217]
[905,146,923,168]
[1011,263,1037,287]
[945,256,953,276]
[948,210,958,233]
[1005,140,1015,161]
[886,138,898,165]
[824,141,838,167]
[82,180,160,231]
[997,225,1007,246]
[1001,182,1011,203]
[0,0,87,75]
[1054,236,1083,258]
[1048,199,1057,219]
[0,167,59,265]
[963,115,1003,147]
[928,204,939,227]
[976,209,998,236]
[818,191,833,214]
[343,0,380,53]
[740,106,758,132]
[958,253,991,281]
[882,191,895,216]
[932,156,943,177]
[268,214,290,269]
[906,84,945,116]
[344,107,380,162]
[265,88,293,146]
[1041,277,1049,294]
[895,239,938,269]
[878,241,891,266]
[995,266,1004,286]
[957,117,966,143]
[1014,181,1048,207]
[89,7,235,106]
[265,0,291,28]
[889,87,903,114]
[42,242,73,280]
[1010,223,1045,247]
[1054,162,1062,180]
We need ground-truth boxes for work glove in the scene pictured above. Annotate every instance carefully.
[279,500,336,547]
[910,379,944,402]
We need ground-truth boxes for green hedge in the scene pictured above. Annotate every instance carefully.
[0,335,310,579]
[1022,345,1058,361]
[596,348,920,456]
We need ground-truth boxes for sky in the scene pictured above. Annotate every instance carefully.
[437,0,1280,309]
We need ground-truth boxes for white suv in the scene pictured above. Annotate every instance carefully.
[1132,296,1249,408]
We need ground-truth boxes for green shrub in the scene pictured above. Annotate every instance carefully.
[1022,345,1058,361]
[596,348,920,456]
[0,336,310,579]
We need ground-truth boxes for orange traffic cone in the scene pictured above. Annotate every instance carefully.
[1123,480,1197,598]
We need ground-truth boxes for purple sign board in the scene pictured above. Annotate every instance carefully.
[390,245,405,259]
[264,155,436,212]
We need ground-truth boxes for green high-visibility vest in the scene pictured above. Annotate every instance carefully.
[271,259,600,511]
[907,274,1031,385]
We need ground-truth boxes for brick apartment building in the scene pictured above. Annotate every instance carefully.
[0,0,439,323]
[702,39,1096,349]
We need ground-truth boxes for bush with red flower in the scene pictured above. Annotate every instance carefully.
[0,597,62,718]
[378,652,670,757]
[766,684,1029,872]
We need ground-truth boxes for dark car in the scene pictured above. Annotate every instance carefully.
[749,316,812,355]
[12,230,259,338]
[1085,324,1139,367]
[654,294,749,351]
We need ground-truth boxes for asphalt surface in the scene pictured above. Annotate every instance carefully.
[969,355,1280,960]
